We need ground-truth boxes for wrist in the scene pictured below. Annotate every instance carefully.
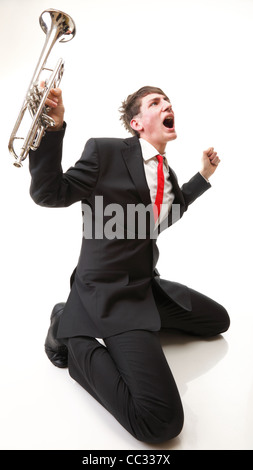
[47,121,64,132]
[199,170,211,181]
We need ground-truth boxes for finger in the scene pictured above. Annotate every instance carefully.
[46,89,60,107]
[210,156,220,166]
[49,88,63,103]
[209,151,217,160]
[46,98,58,108]
[50,87,62,96]
[38,82,59,108]
[205,147,214,157]
[44,91,58,106]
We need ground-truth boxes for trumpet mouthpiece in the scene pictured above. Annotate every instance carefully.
[13,161,22,168]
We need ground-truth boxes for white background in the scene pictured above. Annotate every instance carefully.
[0,0,253,450]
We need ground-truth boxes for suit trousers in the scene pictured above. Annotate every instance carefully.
[66,284,230,444]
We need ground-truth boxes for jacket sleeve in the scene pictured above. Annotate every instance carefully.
[180,172,211,208]
[29,124,99,207]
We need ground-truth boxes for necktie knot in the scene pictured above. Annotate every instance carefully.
[156,154,163,164]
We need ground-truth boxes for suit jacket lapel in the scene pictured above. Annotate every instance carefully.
[168,166,185,206]
[121,137,185,210]
[121,136,151,207]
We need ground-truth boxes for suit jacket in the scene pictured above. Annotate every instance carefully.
[29,125,211,338]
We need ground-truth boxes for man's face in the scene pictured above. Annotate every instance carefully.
[131,93,177,152]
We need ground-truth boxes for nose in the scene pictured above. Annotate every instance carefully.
[162,100,172,112]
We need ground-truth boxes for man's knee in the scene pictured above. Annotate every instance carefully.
[132,401,184,444]
[208,304,230,337]
[218,305,230,333]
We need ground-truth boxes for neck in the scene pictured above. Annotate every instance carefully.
[140,136,167,155]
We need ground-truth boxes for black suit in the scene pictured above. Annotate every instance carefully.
[29,125,230,443]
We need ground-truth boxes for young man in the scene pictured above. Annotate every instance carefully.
[29,86,230,444]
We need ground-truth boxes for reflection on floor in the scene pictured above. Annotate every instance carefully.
[1,305,252,450]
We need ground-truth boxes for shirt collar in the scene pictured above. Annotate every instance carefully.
[139,138,167,162]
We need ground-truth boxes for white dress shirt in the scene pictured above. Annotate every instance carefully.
[139,138,175,228]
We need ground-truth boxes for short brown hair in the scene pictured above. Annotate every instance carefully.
[119,86,168,137]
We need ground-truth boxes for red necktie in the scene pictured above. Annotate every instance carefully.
[153,155,165,222]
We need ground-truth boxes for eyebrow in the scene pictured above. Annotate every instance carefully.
[147,95,170,104]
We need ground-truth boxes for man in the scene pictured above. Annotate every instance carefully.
[29,86,230,444]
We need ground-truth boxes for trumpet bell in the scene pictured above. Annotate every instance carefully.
[39,9,76,43]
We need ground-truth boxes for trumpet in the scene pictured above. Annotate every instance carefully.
[8,9,76,168]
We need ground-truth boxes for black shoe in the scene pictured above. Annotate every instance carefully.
[44,303,68,368]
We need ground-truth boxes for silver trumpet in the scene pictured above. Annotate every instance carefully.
[8,9,76,168]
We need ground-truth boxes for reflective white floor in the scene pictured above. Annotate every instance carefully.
[1,288,252,450]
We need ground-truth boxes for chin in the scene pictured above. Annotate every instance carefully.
[166,131,177,142]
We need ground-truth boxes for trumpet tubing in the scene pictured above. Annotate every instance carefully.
[8,9,76,168]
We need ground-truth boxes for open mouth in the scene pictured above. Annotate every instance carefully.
[163,117,174,129]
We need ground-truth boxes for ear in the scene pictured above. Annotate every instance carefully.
[130,117,144,133]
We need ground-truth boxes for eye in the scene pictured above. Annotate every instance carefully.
[150,101,158,106]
